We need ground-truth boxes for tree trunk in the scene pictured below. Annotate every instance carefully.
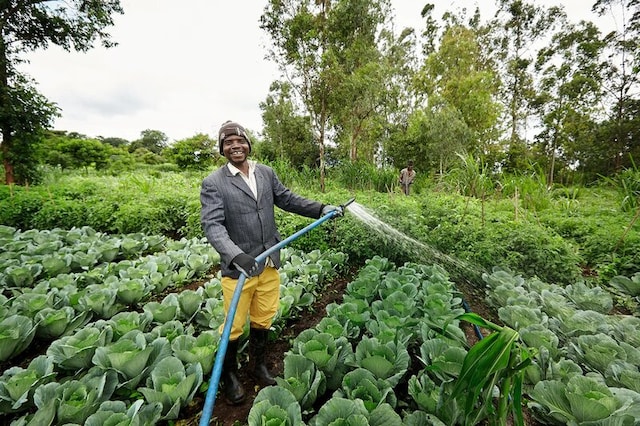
[0,35,14,185]
[1,139,14,185]
[318,105,327,194]
[349,133,357,162]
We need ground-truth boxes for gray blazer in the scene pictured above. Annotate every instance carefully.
[200,163,323,278]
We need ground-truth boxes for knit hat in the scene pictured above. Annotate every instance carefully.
[218,120,251,155]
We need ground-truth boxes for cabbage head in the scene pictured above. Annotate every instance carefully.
[308,397,402,426]
[92,329,171,390]
[25,367,119,425]
[47,326,113,371]
[0,355,55,413]
[171,330,218,375]
[84,399,163,426]
[0,315,36,362]
[138,356,203,420]
[248,386,304,426]
[275,353,326,412]
[35,306,90,339]
[352,336,410,387]
[334,367,397,412]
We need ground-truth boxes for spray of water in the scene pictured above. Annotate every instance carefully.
[345,201,486,285]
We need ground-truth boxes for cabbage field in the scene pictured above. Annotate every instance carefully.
[0,225,349,424]
[1,221,640,425]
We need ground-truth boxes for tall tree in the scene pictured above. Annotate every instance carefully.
[129,129,168,155]
[261,0,404,189]
[166,133,215,170]
[324,0,393,163]
[533,18,606,184]
[416,18,502,158]
[593,0,640,173]
[489,0,563,171]
[0,0,123,185]
[260,81,318,169]
[261,0,332,191]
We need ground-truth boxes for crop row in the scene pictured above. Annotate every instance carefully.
[246,256,477,424]
[244,257,640,425]
[483,268,640,424]
[0,225,219,363]
[0,226,348,424]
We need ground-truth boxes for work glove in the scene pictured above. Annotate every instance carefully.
[232,253,260,277]
[321,204,343,218]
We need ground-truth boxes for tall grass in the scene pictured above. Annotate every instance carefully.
[442,153,495,199]
[498,164,551,212]
[603,161,640,212]
[333,160,397,193]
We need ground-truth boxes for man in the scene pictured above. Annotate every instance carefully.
[399,160,416,195]
[200,120,342,405]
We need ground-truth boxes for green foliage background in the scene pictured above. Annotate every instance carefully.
[1,163,638,288]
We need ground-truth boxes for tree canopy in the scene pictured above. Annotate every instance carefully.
[2,0,639,187]
[0,0,123,184]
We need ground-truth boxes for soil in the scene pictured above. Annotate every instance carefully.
[0,265,536,426]
[170,271,357,426]
[170,267,522,426]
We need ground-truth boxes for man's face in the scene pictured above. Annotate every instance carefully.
[222,136,250,165]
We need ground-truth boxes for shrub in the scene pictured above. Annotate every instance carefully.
[31,199,88,230]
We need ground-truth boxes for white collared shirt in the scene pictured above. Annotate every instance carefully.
[227,160,257,199]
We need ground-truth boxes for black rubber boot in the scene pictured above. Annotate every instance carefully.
[221,339,245,405]
[250,328,276,386]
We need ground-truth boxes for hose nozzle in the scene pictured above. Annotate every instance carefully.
[341,197,356,209]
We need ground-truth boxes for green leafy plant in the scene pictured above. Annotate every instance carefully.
[350,336,410,387]
[171,330,218,375]
[138,356,203,420]
[83,399,163,426]
[34,306,90,339]
[92,330,170,390]
[248,386,305,426]
[308,397,403,426]
[418,338,467,383]
[449,313,533,426]
[529,375,640,424]
[78,285,126,319]
[176,288,204,321]
[143,293,180,324]
[290,329,354,391]
[0,315,37,362]
[100,311,153,340]
[0,355,56,413]
[333,367,397,412]
[275,353,326,412]
[47,326,113,371]
[2,264,43,288]
[609,273,640,297]
[15,368,119,425]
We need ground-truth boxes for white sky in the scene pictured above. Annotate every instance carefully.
[20,1,614,142]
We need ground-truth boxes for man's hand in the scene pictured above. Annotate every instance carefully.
[321,205,344,218]
[232,253,259,277]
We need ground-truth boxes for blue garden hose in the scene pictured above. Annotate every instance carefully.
[199,198,355,425]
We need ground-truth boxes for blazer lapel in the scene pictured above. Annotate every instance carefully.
[255,166,265,205]
[226,167,256,201]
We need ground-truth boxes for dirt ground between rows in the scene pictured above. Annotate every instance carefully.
[170,270,536,426]
[0,266,537,426]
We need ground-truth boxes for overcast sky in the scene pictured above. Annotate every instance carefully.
[20,1,612,142]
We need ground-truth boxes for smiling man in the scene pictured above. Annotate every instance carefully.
[200,120,342,405]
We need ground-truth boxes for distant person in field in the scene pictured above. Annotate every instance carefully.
[399,160,416,195]
[200,120,343,405]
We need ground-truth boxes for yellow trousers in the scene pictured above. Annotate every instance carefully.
[220,266,280,340]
